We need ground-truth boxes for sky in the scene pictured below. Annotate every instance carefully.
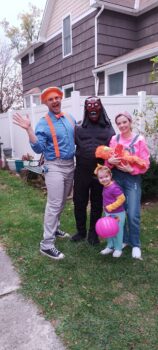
[0,0,47,37]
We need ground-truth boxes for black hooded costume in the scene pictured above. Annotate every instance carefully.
[72,98,115,245]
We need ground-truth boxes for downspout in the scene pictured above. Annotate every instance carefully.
[93,71,99,96]
[94,5,104,96]
[134,0,140,10]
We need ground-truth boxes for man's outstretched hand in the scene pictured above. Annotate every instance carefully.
[13,113,31,130]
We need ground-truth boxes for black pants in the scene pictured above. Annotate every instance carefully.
[73,166,103,242]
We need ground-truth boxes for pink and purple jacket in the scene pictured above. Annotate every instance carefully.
[103,181,125,214]
[109,133,150,175]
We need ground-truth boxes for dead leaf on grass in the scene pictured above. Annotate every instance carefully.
[51,319,60,328]
[0,184,8,190]
[113,292,139,307]
[149,240,158,248]
[111,281,123,290]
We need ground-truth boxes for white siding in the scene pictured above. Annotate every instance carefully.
[46,0,91,39]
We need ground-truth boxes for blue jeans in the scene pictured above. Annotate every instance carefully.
[112,169,142,247]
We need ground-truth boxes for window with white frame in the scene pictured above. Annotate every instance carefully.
[24,94,41,108]
[33,95,41,106]
[62,83,74,98]
[29,51,35,64]
[105,64,127,96]
[62,14,72,57]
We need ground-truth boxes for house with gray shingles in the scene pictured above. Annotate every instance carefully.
[17,0,158,105]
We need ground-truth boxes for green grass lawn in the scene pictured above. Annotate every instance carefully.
[0,170,158,350]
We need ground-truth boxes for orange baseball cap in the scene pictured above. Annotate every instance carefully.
[41,86,63,103]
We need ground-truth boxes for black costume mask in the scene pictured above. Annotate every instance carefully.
[82,96,112,128]
[85,97,102,123]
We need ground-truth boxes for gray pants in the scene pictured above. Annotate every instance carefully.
[40,159,74,250]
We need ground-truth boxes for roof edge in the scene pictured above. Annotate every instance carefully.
[92,0,158,16]
[15,41,44,61]
[93,45,158,73]
[38,0,56,41]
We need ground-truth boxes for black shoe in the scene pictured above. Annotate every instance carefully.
[55,229,70,238]
[88,237,100,246]
[70,233,86,242]
[40,247,65,260]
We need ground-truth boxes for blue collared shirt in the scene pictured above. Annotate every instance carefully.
[30,111,76,160]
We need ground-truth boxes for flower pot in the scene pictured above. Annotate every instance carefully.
[6,159,16,171]
[15,160,24,173]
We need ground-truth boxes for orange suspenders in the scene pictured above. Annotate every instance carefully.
[45,113,75,158]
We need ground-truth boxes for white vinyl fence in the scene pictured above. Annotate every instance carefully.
[0,90,157,161]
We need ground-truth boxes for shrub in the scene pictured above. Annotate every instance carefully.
[142,157,158,201]
[134,99,158,161]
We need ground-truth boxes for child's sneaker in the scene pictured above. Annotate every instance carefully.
[132,247,142,259]
[113,250,122,258]
[100,247,113,255]
[40,246,65,260]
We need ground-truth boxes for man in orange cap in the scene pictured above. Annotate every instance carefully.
[40,86,63,115]
[13,86,76,260]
